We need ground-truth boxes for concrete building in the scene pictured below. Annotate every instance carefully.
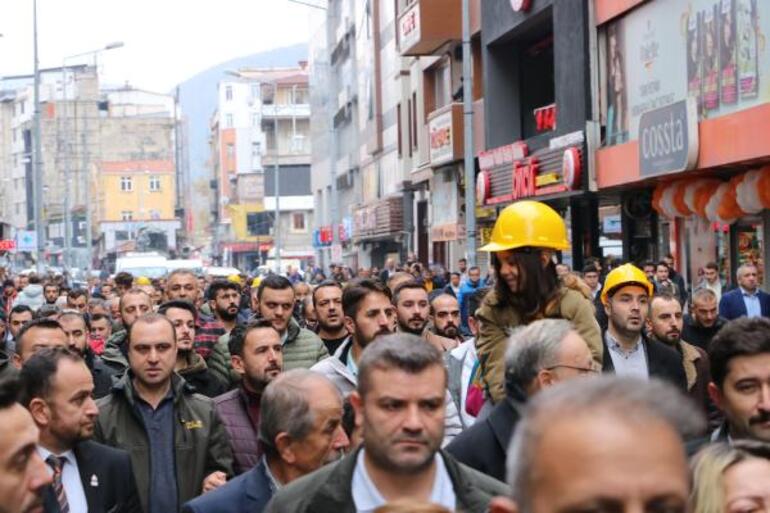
[210,65,313,272]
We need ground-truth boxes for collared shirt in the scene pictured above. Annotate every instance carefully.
[741,287,762,318]
[351,449,456,513]
[37,446,88,513]
[346,350,359,378]
[261,455,282,493]
[134,387,178,513]
[605,332,649,380]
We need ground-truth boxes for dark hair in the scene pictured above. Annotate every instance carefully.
[228,318,278,357]
[642,261,656,269]
[28,274,41,285]
[492,248,560,323]
[656,261,670,270]
[58,310,90,330]
[312,280,343,308]
[2,279,15,289]
[704,261,719,272]
[16,318,65,355]
[90,312,113,324]
[118,288,152,313]
[18,347,83,406]
[450,272,460,278]
[9,304,33,322]
[709,317,770,388]
[0,376,20,410]
[207,280,240,301]
[257,275,293,301]
[468,266,480,273]
[468,287,489,320]
[43,282,60,292]
[158,300,198,320]
[67,289,87,301]
[357,333,446,397]
[342,278,391,319]
[114,272,134,288]
[35,304,61,319]
[391,280,427,305]
[126,312,176,348]
[582,265,599,275]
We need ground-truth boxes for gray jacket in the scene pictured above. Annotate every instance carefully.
[310,338,464,445]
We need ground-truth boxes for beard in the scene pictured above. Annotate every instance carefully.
[397,317,427,336]
[436,323,459,339]
[216,305,238,321]
[356,325,394,348]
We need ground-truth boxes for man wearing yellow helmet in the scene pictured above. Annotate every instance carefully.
[476,200,603,404]
[600,263,687,391]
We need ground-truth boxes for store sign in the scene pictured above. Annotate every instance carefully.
[16,231,36,252]
[534,103,556,132]
[510,0,532,12]
[604,0,769,146]
[428,109,454,165]
[638,98,699,177]
[431,223,466,242]
[477,136,585,206]
[0,240,16,251]
[399,2,421,53]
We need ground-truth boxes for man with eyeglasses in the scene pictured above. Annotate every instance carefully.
[445,319,596,482]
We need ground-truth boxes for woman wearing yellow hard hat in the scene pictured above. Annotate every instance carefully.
[475,200,603,404]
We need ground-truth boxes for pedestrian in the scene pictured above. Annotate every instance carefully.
[312,280,349,354]
[393,281,457,351]
[266,334,507,512]
[19,347,141,513]
[429,294,463,348]
[444,272,461,299]
[683,288,727,350]
[446,319,596,481]
[0,376,52,513]
[490,376,704,513]
[94,313,233,513]
[7,305,34,354]
[475,200,602,403]
[182,370,349,513]
[11,317,69,370]
[208,280,241,334]
[57,310,116,399]
[13,274,45,313]
[653,261,681,299]
[600,264,687,391]
[696,261,725,303]
[663,253,688,304]
[719,263,770,320]
[100,288,152,374]
[456,266,486,333]
[215,319,283,475]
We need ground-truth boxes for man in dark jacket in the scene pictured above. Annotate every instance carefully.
[682,288,726,350]
[184,370,349,513]
[719,263,770,320]
[600,266,687,392]
[214,319,283,475]
[266,334,507,513]
[446,319,596,481]
[57,310,116,399]
[19,347,141,513]
[100,288,153,374]
[158,300,227,398]
[94,313,233,513]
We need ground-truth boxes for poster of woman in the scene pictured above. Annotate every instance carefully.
[720,0,738,104]
[606,22,628,144]
[687,11,703,112]
[737,0,759,99]
[702,6,721,111]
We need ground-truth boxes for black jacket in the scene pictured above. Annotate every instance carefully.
[42,440,141,513]
[182,458,274,513]
[85,349,116,399]
[445,398,522,482]
[602,332,688,392]
[682,314,726,351]
[264,448,508,513]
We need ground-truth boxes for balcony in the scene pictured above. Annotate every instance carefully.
[261,103,310,119]
[398,0,461,56]
[427,102,463,167]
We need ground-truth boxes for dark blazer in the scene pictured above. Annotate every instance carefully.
[719,288,770,320]
[444,398,521,482]
[182,459,274,513]
[43,440,141,513]
[602,333,688,392]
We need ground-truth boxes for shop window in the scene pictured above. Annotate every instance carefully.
[519,32,555,139]
[247,211,273,236]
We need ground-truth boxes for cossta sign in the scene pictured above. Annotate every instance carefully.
[638,98,699,177]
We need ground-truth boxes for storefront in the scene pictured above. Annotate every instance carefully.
[594,0,770,289]
[479,0,599,268]
[352,197,405,268]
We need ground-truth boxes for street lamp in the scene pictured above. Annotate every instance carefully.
[60,41,124,275]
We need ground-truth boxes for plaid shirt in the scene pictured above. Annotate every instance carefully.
[194,313,226,359]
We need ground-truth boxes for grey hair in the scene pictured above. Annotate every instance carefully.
[737,263,757,279]
[506,376,705,512]
[357,333,446,398]
[503,319,574,401]
[692,287,717,303]
[258,369,338,457]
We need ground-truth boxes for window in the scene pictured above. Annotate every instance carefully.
[149,175,161,192]
[247,212,273,236]
[225,85,233,101]
[226,143,235,160]
[115,230,129,241]
[120,176,133,192]
[291,212,307,232]
[225,113,234,128]
[433,62,451,110]
[121,211,133,221]
[293,87,309,104]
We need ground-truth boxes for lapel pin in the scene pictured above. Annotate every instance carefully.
[90,474,99,487]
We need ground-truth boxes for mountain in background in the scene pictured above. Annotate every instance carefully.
[175,43,308,244]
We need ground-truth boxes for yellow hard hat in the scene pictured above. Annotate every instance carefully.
[227,274,242,285]
[600,263,654,305]
[251,276,262,288]
[135,276,152,286]
[480,200,570,253]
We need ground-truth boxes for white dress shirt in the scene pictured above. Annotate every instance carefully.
[605,332,649,380]
[38,446,88,513]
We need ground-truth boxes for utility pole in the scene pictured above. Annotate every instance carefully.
[461,0,477,266]
[273,81,281,275]
[61,65,72,272]
[32,0,45,274]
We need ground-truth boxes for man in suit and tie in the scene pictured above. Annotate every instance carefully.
[18,347,140,513]
[719,263,770,320]
[181,369,350,513]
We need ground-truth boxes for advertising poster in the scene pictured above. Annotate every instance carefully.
[604,0,767,145]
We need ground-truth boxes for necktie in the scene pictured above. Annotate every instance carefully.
[46,455,70,513]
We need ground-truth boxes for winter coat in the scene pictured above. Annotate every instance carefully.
[13,284,45,311]
[213,387,260,476]
[177,351,229,398]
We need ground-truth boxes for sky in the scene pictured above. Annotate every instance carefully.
[0,0,325,93]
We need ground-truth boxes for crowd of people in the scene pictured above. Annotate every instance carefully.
[0,199,769,513]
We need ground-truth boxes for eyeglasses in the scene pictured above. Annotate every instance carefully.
[545,364,599,375]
